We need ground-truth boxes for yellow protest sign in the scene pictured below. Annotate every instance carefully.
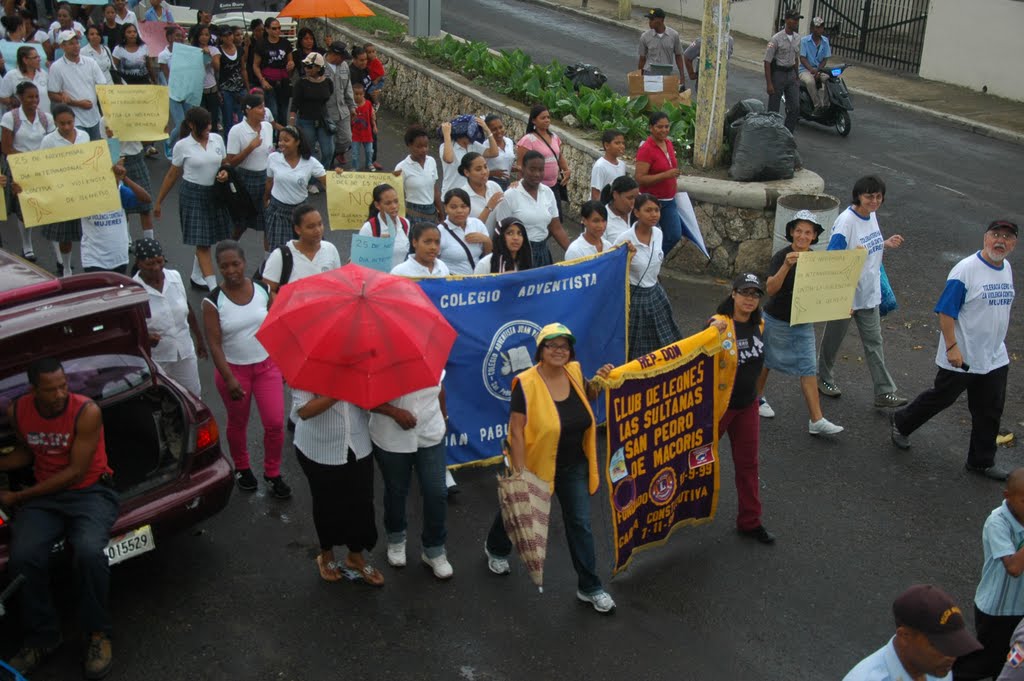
[96,85,170,142]
[325,171,405,230]
[790,249,868,324]
[10,141,121,227]
[0,184,6,222]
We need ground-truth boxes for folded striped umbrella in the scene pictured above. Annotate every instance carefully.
[497,469,551,593]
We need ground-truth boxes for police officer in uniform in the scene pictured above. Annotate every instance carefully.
[764,9,802,133]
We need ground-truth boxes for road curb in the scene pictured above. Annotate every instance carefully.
[513,0,1024,146]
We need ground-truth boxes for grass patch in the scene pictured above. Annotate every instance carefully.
[339,15,406,41]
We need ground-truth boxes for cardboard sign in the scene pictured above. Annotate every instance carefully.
[10,141,120,227]
[790,249,868,324]
[326,171,405,230]
[97,85,170,141]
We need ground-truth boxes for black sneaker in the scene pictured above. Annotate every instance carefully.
[264,475,292,499]
[9,644,58,675]
[738,525,776,544]
[889,413,910,450]
[235,468,258,491]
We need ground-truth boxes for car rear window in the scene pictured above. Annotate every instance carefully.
[0,355,152,433]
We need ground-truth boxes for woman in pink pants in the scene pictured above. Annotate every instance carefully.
[203,239,290,499]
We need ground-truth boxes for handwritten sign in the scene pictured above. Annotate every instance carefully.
[138,20,170,55]
[0,186,7,222]
[601,327,724,574]
[168,43,204,107]
[97,85,170,141]
[326,171,405,230]
[0,43,46,69]
[9,141,120,227]
[790,249,867,324]
[350,234,395,272]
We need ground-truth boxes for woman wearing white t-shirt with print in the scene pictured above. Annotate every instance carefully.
[112,24,155,85]
[81,25,114,85]
[359,184,410,271]
[394,125,442,222]
[262,206,340,294]
[459,151,503,233]
[816,175,907,407]
[154,106,231,292]
[391,222,449,278]
[565,201,614,260]
[226,93,274,253]
[437,188,491,276]
[0,81,50,262]
[613,193,681,360]
[263,125,328,250]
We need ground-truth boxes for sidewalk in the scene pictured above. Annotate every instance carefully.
[526,0,1024,145]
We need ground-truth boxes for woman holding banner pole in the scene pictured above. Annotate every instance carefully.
[708,273,775,545]
[484,322,617,614]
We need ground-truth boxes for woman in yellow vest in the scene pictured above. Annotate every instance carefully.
[484,323,616,613]
[708,273,775,544]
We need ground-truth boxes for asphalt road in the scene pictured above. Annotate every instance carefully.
[1,31,1023,680]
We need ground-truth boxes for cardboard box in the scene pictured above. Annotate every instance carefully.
[627,69,680,97]
[631,88,693,110]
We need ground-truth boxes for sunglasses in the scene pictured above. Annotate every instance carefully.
[736,289,763,299]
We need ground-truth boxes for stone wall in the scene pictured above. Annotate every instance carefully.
[306,18,825,277]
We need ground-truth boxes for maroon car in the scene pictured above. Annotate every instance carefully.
[0,251,233,570]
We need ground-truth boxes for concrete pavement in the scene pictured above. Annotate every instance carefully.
[523,0,1024,144]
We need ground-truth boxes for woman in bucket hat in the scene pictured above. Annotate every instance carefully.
[757,210,844,436]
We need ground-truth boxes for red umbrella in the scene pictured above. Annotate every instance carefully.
[255,264,456,409]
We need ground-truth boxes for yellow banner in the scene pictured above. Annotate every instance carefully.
[790,249,868,325]
[10,141,121,227]
[325,171,405,230]
[96,85,170,142]
[0,184,6,222]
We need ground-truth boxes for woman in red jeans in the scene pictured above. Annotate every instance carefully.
[708,273,774,544]
[203,240,290,499]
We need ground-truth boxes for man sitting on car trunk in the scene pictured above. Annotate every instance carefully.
[0,357,118,680]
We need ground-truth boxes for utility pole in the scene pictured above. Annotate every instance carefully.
[617,0,631,21]
[692,0,730,169]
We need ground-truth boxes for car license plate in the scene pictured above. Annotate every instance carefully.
[105,525,155,566]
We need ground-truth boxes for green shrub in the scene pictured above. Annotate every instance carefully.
[340,15,406,42]
[414,35,695,151]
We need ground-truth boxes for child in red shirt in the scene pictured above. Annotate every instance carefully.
[364,43,386,99]
[350,82,377,171]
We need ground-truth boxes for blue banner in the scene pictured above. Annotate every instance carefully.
[416,247,629,466]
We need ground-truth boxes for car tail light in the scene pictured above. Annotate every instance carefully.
[196,417,218,451]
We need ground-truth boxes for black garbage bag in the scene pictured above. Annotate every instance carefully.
[728,112,798,182]
[725,98,766,146]
[564,62,607,91]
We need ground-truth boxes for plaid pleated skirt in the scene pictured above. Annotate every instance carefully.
[530,239,553,267]
[265,196,298,250]
[121,152,153,214]
[235,167,267,232]
[628,283,682,360]
[41,218,82,242]
[179,180,230,247]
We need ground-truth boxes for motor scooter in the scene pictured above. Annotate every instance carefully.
[797,63,854,136]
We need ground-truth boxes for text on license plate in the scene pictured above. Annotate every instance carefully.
[105,525,155,565]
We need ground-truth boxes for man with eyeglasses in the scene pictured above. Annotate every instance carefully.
[890,220,1018,481]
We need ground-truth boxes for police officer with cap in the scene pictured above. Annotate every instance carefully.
[638,7,687,87]
[324,41,356,169]
[843,584,983,680]
[764,8,802,133]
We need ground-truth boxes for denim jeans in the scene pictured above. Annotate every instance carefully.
[657,197,683,256]
[166,99,191,152]
[9,483,119,646]
[486,460,601,594]
[373,441,448,557]
[263,81,291,128]
[221,90,243,132]
[297,118,335,170]
[76,122,102,142]
[351,141,374,171]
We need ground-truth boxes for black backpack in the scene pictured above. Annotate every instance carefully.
[252,245,293,285]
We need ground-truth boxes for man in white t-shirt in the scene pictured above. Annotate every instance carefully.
[81,164,150,274]
[261,205,340,293]
[890,220,1017,481]
[47,30,106,140]
[817,176,907,408]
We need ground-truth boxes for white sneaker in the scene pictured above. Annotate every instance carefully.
[577,589,616,614]
[308,184,320,195]
[809,417,844,435]
[758,398,775,418]
[422,552,453,579]
[386,541,406,567]
[484,542,510,575]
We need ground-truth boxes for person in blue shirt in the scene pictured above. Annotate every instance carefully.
[843,585,981,681]
[799,17,832,114]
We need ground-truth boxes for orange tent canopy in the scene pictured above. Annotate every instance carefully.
[277,0,374,18]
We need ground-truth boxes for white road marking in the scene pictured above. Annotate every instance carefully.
[935,183,967,197]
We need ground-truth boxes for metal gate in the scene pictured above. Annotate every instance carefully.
[811,0,929,73]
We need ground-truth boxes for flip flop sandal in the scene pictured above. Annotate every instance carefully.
[341,563,385,587]
[316,555,343,582]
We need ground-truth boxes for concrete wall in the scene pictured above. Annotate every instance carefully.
[306,18,824,277]
[647,0,782,40]
[919,0,1024,101]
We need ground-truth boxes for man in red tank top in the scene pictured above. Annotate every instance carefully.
[1,357,118,679]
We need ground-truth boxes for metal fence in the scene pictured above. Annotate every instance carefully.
[811,0,930,73]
